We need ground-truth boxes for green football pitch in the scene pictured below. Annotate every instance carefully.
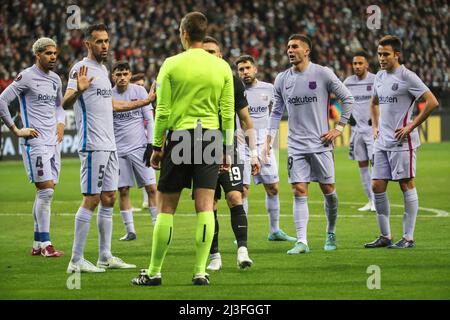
[0,143,449,300]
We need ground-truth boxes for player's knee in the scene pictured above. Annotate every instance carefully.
[266,184,279,196]
[226,191,242,207]
[147,185,157,197]
[320,183,335,195]
[399,179,415,192]
[292,184,307,197]
[82,195,101,210]
[37,188,54,201]
[101,192,116,207]
[372,180,387,193]
[118,187,129,198]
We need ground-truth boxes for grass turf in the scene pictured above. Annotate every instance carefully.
[0,143,449,299]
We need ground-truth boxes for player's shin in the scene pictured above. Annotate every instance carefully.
[324,191,338,234]
[374,192,391,238]
[266,194,280,233]
[148,213,173,276]
[194,212,215,275]
[230,205,248,248]
[403,188,418,241]
[293,196,309,244]
[35,188,54,247]
[97,205,113,261]
[71,208,93,263]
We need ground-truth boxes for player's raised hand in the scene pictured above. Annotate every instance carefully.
[321,128,341,145]
[147,81,157,104]
[14,127,39,138]
[395,124,413,141]
[77,65,95,93]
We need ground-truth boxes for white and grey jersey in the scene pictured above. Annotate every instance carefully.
[112,84,153,157]
[269,62,354,154]
[0,64,64,146]
[373,65,429,151]
[344,73,375,134]
[245,80,274,146]
[67,57,116,152]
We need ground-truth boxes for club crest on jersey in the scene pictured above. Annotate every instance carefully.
[309,81,317,90]
[392,83,399,91]
[15,74,22,82]
[367,85,372,91]
[71,70,78,79]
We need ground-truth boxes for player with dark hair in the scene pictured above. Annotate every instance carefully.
[202,36,261,272]
[235,54,296,242]
[64,24,152,273]
[0,37,65,257]
[344,50,376,212]
[111,61,157,241]
[266,34,354,254]
[131,12,234,286]
[365,35,439,249]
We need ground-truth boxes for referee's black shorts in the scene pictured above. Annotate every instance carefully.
[158,129,220,193]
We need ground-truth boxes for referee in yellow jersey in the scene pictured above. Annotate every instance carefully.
[132,12,234,286]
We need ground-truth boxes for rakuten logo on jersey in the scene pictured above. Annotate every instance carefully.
[248,106,268,114]
[113,110,141,119]
[378,95,398,104]
[287,96,318,106]
[354,95,372,102]
[37,94,57,102]
[96,88,112,97]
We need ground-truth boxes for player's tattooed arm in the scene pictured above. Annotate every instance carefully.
[395,91,439,141]
[112,82,156,112]
[370,95,380,139]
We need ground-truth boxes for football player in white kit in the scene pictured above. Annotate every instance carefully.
[343,51,376,212]
[111,61,157,241]
[0,37,65,258]
[364,35,439,249]
[235,54,296,242]
[63,24,153,273]
[266,34,354,254]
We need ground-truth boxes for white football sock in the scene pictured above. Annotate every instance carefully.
[120,209,135,234]
[149,206,158,225]
[324,191,338,234]
[374,192,391,238]
[35,188,54,243]
[71,207,93,263]
[293,196,309,245]
[265,193,280,234]
[142,188,149,204]
[97,205,113,261]
[403,188,418,241]
[359,166,374,202]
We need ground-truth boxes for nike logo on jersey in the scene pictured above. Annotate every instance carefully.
[231,182,241,187]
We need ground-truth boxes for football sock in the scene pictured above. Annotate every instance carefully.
[359,166,374,202]
[36,188,54,246]
[32,197,40,248]
[403,188,418,241]
[97,205,113,261]
[120,209,135,234]
[324,190,338,234]
[266,193,280,233]
[194,211,215,275]
[230,205,248,248]
[148,213,173,276]
[242,196,248,216]
[71,207,93,263]
[293,196,309,245]
[210,209,219,254]
[374,192,391,238]
[149,206,158,225]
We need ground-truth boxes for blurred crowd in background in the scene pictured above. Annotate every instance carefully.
[0,0,448,103]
